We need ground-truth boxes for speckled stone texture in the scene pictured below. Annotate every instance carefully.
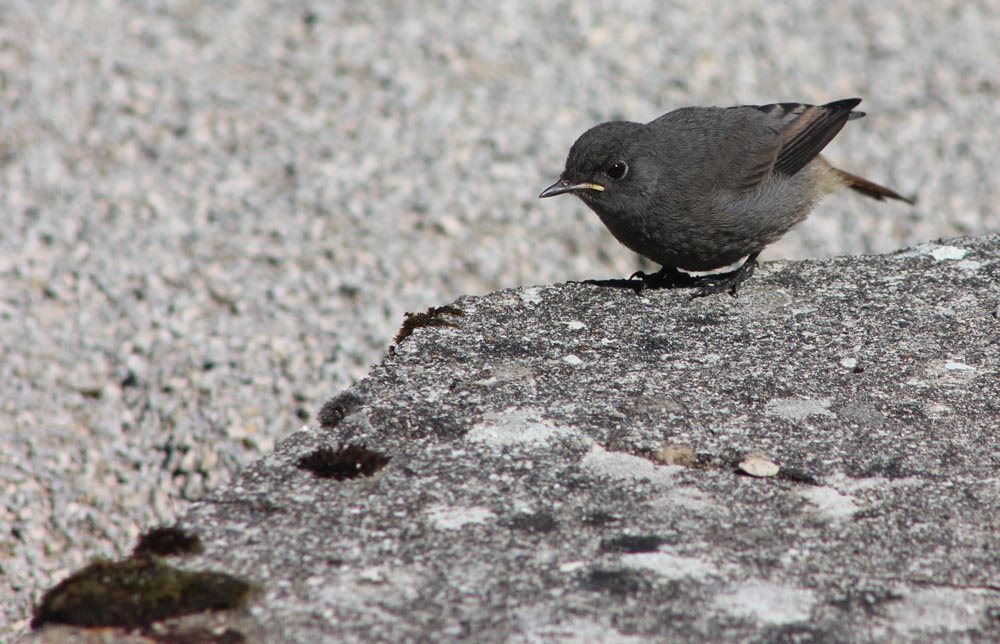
[29,237,999,642]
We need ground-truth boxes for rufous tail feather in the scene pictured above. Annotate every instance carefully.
[834,168,915,204]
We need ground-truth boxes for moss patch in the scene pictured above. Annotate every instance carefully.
[296,443,390,480]
[133,526,204,558]
[316,390,365,429]
[392,305,465,347]
[599,535,670,553]
[32,557,252,630]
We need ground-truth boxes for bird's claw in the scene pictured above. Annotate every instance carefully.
[689,253,760,299]
[626,253,761,298]
[627,266,698,293]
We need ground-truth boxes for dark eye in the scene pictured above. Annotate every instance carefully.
[605,161,628,180]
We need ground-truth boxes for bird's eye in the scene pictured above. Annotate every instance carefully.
[605,161,628,180]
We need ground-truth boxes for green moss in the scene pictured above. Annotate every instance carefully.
[32,557,253,630]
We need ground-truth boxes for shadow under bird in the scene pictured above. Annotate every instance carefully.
[540,98,914,297]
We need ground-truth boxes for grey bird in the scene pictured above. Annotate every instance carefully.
[539,98,914,297]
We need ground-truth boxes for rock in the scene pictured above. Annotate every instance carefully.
[33,237,1000,642]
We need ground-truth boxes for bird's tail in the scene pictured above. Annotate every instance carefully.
[834,168,915,204]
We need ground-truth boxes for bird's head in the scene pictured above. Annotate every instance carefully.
[539,121,649,212]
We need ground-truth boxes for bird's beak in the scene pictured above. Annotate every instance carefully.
[538,178,605,198]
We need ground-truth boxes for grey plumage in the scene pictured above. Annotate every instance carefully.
[540,98,913,295]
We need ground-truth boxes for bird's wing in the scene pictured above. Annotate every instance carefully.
[734,98,864,191]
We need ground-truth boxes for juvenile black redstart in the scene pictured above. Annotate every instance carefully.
[539,98,913,297]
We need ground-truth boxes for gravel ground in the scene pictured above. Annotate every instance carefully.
[2,0,997,637]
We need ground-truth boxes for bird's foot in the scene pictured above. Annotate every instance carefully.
[689,253,761,299]
[628,265,700,294]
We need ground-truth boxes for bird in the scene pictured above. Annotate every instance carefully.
[539,98,914,297]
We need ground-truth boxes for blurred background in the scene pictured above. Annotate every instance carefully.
[1,0,997,633]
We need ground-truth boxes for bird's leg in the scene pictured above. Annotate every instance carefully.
[628,265,700,293]
[689,252,761,299]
